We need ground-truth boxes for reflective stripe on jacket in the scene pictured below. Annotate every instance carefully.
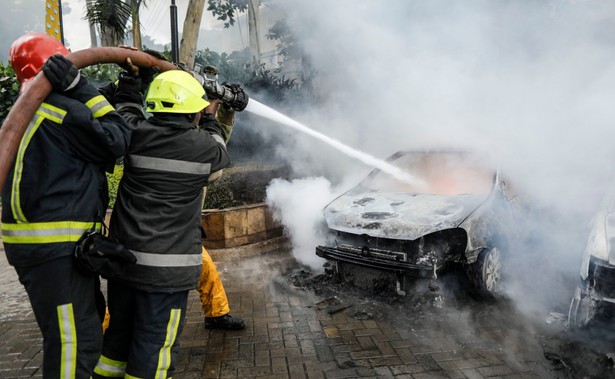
[1,77,132,267]
[1,221,102,244]
[109,108,230,292]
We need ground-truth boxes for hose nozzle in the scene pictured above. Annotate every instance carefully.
[196,65,249,111]
[202,79,249,111]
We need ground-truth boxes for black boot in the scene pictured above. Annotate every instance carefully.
[205,314,245,330]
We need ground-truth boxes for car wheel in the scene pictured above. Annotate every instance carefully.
[472,247,502,296]
[567,286,596,329]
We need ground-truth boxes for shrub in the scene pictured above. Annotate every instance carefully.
[106,164,124,209]
[204,164,292,209]
[0,61,19,122]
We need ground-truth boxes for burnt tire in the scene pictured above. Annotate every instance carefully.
[567,286,595,330]
[472,247,502,297]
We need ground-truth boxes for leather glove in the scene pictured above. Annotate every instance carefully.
[139,50,165,90]
[138,66,158,93]
[42,54,81,92]
[119,51,162,92]
[114,71,143,104]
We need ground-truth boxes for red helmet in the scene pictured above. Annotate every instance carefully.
[9,32,69,86]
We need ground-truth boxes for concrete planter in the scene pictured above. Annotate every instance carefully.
[201,203,289,260]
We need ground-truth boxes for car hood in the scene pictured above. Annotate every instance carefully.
[323,190,490,240]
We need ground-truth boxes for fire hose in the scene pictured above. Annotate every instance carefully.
[0,47,177,191]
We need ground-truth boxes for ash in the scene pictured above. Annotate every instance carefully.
[288,264,615,379]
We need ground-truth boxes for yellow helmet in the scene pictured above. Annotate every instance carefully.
[145,70,210,114]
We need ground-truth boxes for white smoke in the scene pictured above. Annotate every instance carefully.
[254,0,615,318]
[265,177,331,272]
[266,176,350,272]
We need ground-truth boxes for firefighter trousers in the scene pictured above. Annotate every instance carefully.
[197,246,230,317]
[93,281,188,379]
[99,246,227,333]
[14,255,103,378]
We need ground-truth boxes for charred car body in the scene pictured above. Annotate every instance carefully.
[568,181,615,329]
[316,150,519,296]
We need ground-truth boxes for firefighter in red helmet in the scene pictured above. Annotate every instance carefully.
[9,32,70,91]
[1,32,132,378]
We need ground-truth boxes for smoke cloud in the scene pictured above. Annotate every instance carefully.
[258,0,615,319]
[266,177,335,272]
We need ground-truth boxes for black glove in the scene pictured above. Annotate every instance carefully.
[42,54,81,92]
[138,66,158,93]
[98,81,118,105]
[114,72,143,104]
[119,51,162,92]
[139,50,165,90]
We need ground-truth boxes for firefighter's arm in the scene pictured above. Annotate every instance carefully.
[41,55,132,168]
[216,104,236,142]
[199,100,235,144]
[196,108,231,175]
[62,96,132,171]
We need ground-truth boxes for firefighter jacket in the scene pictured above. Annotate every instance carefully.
[1,76,133,267]
[108,102,231,293]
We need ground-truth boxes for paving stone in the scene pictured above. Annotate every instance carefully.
[477,364,515,376]
[394,347,419,365]
[322,367,358,378]
[390,363,426,375]
[460,368,485,379]
[0,247,573,379]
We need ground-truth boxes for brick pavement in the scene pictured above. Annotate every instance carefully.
[0,244,563,378]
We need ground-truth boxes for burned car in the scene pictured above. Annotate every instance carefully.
[316,150,519,297]
[568,181,615,329]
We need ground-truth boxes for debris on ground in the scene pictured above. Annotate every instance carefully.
[288,265,615,378]
[314,296,352,314]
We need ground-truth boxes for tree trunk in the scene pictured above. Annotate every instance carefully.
[131,0,142,50]
[248,0,261,63]
[88,0,130,47]
[85,0,98,47]
[100,26,123,47]
[179,0,206,69]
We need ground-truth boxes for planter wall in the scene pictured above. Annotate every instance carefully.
[201,202,285,249]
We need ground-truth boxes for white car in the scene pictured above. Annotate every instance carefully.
[568,181,615,329]
[316,150,519,297]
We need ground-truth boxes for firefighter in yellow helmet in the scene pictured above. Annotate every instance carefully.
[97,58,245,333]
[93,67,246,378]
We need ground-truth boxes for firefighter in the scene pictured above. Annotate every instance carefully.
[198,94,244,331]
[199,246,245,329]
[97,54,244,333]
[93,65,245,378]
[1,32,132,378]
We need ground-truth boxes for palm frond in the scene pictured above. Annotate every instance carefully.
[85,0,132,41]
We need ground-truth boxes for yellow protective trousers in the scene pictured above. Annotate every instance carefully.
[197,246,230,317]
